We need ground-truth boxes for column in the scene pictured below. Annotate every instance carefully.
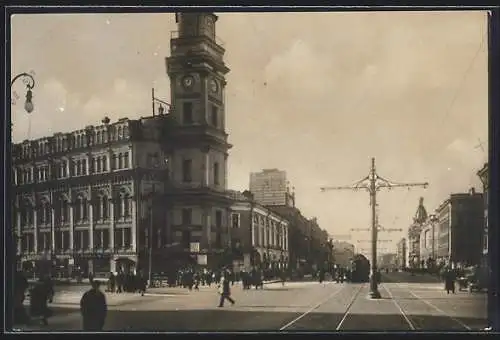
[131,198,137,252]
[16,211,22,255]
[69,190,74,250]
[51,205,56,251]
[107,150,112,171]
[33,208,38,253]
[110,196,115,250]
[223,154,228,189]
[263,218,268,247]
[89,192,94,250]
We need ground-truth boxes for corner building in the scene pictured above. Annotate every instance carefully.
[13,12,233,276]
[13,118,169,276]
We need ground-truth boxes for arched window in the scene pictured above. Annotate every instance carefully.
[123,125,129,138]
[112,155,117,170]
[118,154,123,169]
[123,194,132,217]
[94,197,102,221]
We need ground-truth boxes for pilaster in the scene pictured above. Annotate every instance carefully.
[131,198,137,252]
[69,189,74,250]
[33,209,38,252]
[110,197,115,249]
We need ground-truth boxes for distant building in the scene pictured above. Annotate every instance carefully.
[332,241,355,268]
[228,190,289,272]
[434,188,484,266]
[477,163,488,269]
[407,197,428,268]
[249,169,295,207]
[378,253,397,270]
[396,238,407,269]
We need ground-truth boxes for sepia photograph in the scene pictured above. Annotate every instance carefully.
[8,7,493,332]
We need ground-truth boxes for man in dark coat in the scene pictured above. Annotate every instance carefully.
[30,277,53,326]
[80,280,107,331]
[217,273,235,307]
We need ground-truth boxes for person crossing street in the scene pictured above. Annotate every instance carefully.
[217,272,235,308]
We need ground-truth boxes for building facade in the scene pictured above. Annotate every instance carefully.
[434,189,484,266]
[228,191,289,272]
[249,169,295,207]
[13,12,235,276]
[477,163,488,268]
[407,197,428,268]
[13,117,172,276]
[332,241,355,268]
[267,205,329,272]
[396,238,407,270]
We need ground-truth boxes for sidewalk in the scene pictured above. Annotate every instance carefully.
[146,280,282,295]
[24,291,154,308]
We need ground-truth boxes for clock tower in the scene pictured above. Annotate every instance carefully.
[165,12,232,266]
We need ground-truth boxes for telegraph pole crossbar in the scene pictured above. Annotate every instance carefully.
[321,157,428,299]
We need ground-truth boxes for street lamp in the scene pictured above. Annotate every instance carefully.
[11,73,36,114]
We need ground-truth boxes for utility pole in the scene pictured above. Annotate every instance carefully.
[321,157,428,299]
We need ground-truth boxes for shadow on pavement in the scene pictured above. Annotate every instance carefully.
[19,308,487,332]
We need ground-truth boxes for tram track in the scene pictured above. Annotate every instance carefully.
[279,283,366,331]
[382,282,474,331]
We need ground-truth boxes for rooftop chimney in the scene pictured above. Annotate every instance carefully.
[469,187,476,195]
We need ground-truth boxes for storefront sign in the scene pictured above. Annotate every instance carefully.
[190,242,200,253]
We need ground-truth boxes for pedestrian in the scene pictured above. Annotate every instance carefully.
[80,280,107,331]
[138,272,147,296]
[217,274,235,308]
[444,267,456,294]
[29,277,53,326]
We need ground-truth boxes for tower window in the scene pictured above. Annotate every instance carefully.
[211,105,218,127]
[213,162,219,186]
[183,102,193,124]
[182,159,192,182]
[182,208,192,225]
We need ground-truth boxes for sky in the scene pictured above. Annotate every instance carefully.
[10,11,488,256]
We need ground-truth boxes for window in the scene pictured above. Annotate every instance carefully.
[215,210,222,227]
[102,156,107,172]
[62,231,70,250]
[115,229,123,249]
[112,155,117,170]
[182,159,192,182]
[215,232,222,248]
[182,208,192,225]
[74,231,82,250]
[94,230,102,248]
[213,162,219,185]
[103,229,110,249]
[82,230,89,250]
[118,154,123,169]
[123,228,131,248]
[183,102,193,124]
[182,230,191,248]
[231,213,240,229]
[123,152,129,169]
[211,105,218,127]
[81,159,87,175]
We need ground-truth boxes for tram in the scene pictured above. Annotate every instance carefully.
[350,254,370,283]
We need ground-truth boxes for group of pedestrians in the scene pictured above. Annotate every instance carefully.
[106,271,148,296]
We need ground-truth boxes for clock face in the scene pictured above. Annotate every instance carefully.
[210,79,218,93]
[182,76,194,89]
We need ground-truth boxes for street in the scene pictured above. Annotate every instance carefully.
[16,273,487,332]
